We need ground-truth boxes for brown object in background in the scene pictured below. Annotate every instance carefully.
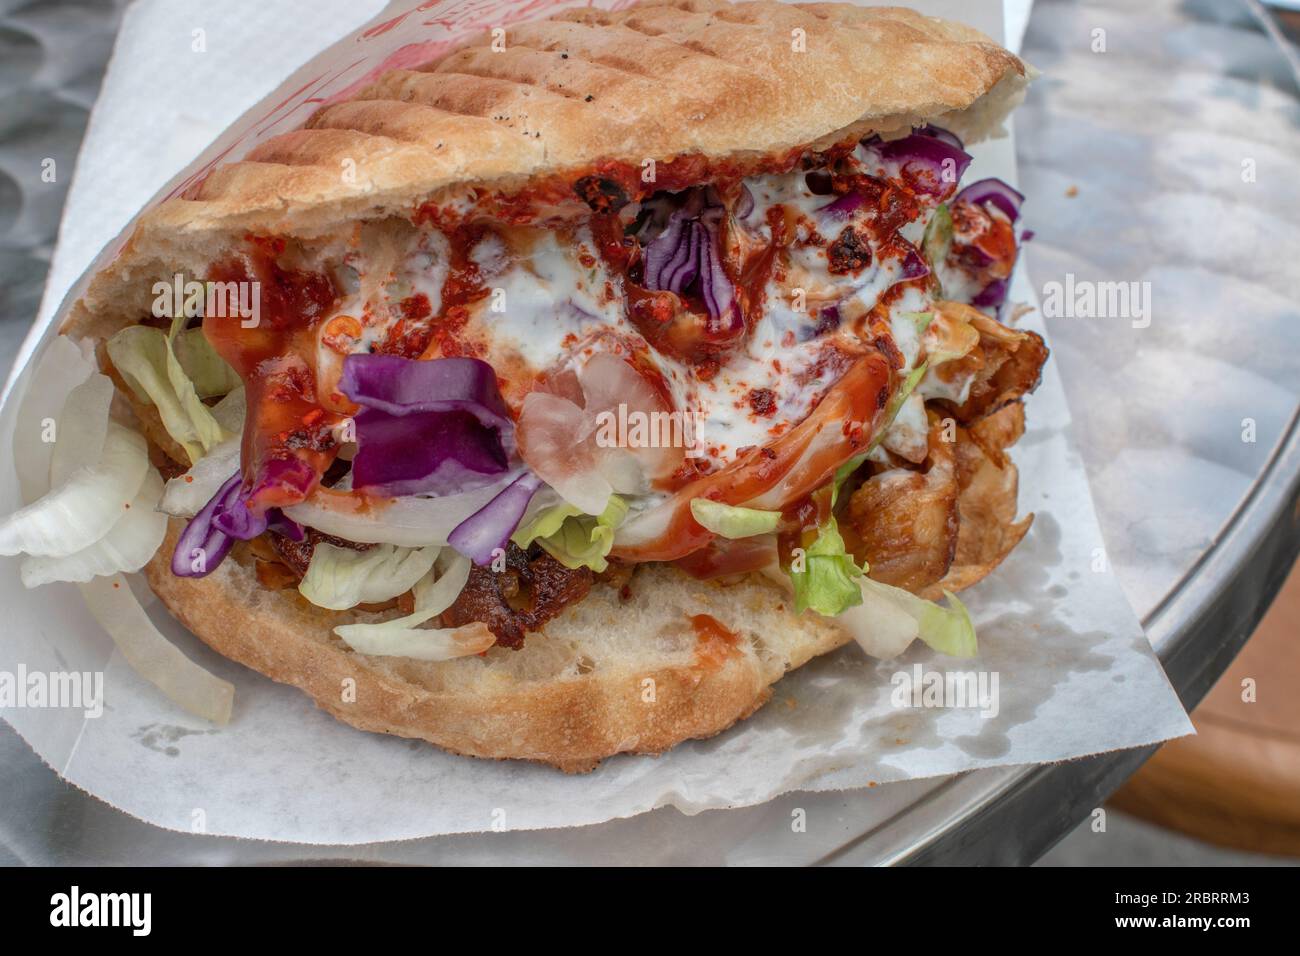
[1111,559,1300,857]
[1276,10,1300,45]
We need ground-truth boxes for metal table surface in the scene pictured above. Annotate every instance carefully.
[1,0,1298,865]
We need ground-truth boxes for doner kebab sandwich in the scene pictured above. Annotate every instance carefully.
[1,1,1047,771]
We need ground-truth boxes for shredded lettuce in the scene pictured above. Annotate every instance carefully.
[411,551,472,616]
[899,310,935,335]
[836,579,924,659]
[845,577,978,659]
[210,385,247,434]
[298,542,439,610]
[689,499,780,539]
[922,203,953,295]
[172,326,242,398]
[328,550,470,627]
[160,439,240,518]
[106,317,233,464]
[512,501,581,546]
[158,388,248,516]
[923,310,982,367]
[783,515,979,657]
[163,315,232,458]
[787,513,865,617]
[511,494,627,572]
[783,356,979,651]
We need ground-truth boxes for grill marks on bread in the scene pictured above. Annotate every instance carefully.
[148,0,1023,234]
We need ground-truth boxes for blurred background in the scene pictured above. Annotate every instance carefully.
[0,0,1296,865]
[1030,0,1300,866]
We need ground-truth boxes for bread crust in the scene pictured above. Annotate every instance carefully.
[174,1,1023,229]
[67,1,1031,768]
[147,520,850,771]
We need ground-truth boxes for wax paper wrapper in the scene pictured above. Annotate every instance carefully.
[0,0,1193,842]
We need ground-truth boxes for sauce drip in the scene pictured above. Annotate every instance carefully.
[690,613,741,669]
[204,243,343,504]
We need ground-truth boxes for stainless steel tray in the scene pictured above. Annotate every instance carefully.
[1,0,1297,864]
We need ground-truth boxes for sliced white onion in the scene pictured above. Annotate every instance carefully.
[334,619,494,662]
[330,549,479,660]
[610,495,676,552]
[158,388,245,518]
[283,474,516,548]
[0,423,149,558]
[835,586,920,660]
[761,562,919,659]
[597,447,649,499]
[79,574,235,724]
[211,385,246,434]
[21,469,167,587]
[12,336,98,503]
[413,550,471,615]
[50,372,115,488]
[160,438,240,517]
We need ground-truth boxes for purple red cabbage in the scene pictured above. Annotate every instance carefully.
[172,470,304,578]
[220,457,314,535]
[338,354,512,429]
[898,245,931,282]
[915,125,965,150]
[173,354,527,576]
[339,355,515,498]
[349,407,510,498]
[818,191,867,220]
[447,471,543,566]
[266,510,306,541]
[172,473,240,578]
[860,128,973,199]
[734,183,755,219]
[972,277,1010,310]
[639,189,743,341]
[954,177,1025,223]
[952,179,1026,311]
